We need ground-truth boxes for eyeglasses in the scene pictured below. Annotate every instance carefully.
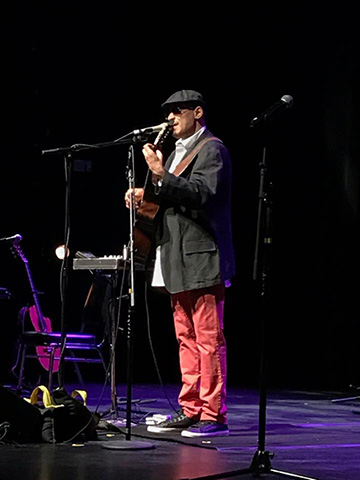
[164,105,196,117]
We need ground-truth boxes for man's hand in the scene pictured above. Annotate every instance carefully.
[124,188,144,209]
[142,143,165,179]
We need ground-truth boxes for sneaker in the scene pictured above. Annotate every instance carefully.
[181,420,230,438]
[147,409,199,433]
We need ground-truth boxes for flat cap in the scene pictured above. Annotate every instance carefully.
[161,89,205,109]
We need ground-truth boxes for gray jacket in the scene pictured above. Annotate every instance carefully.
[155,129,236,294]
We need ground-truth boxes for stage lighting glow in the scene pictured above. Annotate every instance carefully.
[55,244,70,260]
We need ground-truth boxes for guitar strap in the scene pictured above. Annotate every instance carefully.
[172,136,222,177]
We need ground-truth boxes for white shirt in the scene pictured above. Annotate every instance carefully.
[151,127,206,287]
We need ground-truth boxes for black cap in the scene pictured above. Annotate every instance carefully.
[161,89,205,109]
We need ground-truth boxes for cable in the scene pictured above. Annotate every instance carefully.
[0,422,10,441]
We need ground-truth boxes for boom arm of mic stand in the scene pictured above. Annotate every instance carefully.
[41,131,151,156]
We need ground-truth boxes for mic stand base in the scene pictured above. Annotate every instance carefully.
[101,439,155,451]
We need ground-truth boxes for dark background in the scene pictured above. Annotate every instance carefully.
[1,5,359,392]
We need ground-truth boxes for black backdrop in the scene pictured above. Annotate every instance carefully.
[1,5,359,391]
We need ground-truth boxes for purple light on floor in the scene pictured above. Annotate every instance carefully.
[217,443,360,452]
[293,422,360,428]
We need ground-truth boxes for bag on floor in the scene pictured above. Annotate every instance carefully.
[0,385,43,443]
[52,386,99,441]
[25,385,99,443]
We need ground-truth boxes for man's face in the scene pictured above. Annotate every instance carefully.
[166,105,203,139]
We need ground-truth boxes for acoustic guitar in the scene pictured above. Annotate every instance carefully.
[12,239,60,372]
[133,130,220,267]
[133,122,173,266]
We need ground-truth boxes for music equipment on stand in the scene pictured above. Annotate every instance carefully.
[73,255,125,271]
[73,254,144,272]
[73,250,129,423]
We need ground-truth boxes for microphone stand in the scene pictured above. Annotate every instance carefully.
[102,141,154,451]
[41,131,145,393]
[180,122,318,480]
[57,151,72,388]
[42,137,131,390]
[42,130,155,450]
[126,144,136,438]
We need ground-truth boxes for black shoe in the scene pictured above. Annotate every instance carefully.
[181,420,230,437]
[147,409,199,433]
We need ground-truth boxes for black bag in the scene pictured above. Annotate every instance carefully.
[2,385,99,444]
[0,385,43,443]
[50,386,99,442]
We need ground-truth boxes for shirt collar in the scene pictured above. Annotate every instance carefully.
[175,126,206,151]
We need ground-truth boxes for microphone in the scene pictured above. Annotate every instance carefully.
[0,234,22,243]
[132,120,174,136]
[250,95,294,127]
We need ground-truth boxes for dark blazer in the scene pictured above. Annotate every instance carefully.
[155,129,236,294]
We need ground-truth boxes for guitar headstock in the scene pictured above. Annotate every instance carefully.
[153,121,173,150]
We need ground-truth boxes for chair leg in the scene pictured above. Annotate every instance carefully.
[73,362,85,389]
[97,349,108,374]
[10,338,22,380]
[48,348,55,392]
[17,344,26,393]
[67,351,85,389]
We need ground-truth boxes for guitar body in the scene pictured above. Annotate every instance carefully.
[134,186,161,266]
[12,239,60,373]
[29,305,60,373]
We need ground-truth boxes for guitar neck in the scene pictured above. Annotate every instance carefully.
[143,122,172,189]
[23,260,47,331]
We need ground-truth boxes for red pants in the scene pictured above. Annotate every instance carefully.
[171,283,227,423]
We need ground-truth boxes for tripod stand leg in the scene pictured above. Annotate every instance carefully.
[179,467,252,480]
[179,450,320,480]
[331,395,360,403]
[331,385,360,403]
[250,450,319,479]
[270,468,320,480]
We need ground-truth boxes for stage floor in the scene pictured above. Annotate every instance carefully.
[1,382,359,480]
